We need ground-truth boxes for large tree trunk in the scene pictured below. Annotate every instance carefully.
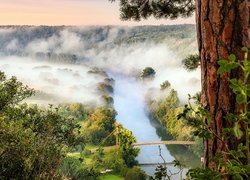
[196,0,250,169]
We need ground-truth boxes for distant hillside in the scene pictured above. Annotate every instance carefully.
[0,25,197,62]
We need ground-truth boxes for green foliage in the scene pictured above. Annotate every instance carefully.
[0,120,38,179]
[182,54,200,71]
[0,106,83,179]
[82,107,116,145]
[150,158,185,180]
[181,49,250,179]
[153,164,168,180]
[109,0,195,21]
[78,123,141,178]
[125,166,146,180]
[98,82,114,94]
[186,168,220,180]
[102,95,114,106]
[0,71,83,179]
[60,157,100,180]
[148,89,194,141]
[99,174,124,180]
[102,150,127,174]
[141,67,156,79]
[177,94,212,140]
[115,124,140,168]
[97,76,115,107]
[58,103,92,121]
[0,71,34,111]
[160,80,171,90]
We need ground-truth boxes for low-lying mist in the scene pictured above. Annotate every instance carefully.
[0,25,200,105]
[0,56,106,105]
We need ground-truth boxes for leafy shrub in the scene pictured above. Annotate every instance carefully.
[125,166,147,180]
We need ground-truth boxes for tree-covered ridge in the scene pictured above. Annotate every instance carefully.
[0,25,196,60]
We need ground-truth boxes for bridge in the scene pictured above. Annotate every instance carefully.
[139,162,176,166]
[132,141,195,146]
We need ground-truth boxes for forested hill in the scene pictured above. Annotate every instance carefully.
[0,24,197,61]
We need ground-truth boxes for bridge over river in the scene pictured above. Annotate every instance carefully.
[132,141,195,146]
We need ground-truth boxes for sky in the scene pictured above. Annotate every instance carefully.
[0,0,195,26]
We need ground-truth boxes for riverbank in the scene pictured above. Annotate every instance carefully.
[146,111,202,168]
[111,74,201,178]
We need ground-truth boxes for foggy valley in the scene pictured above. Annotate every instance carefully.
[0,25,200,105]
[1,25,202,179]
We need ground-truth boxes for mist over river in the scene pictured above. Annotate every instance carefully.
[111,73,199,178]
[112,74,175,163]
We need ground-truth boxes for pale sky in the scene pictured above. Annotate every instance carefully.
[0,0,195,26]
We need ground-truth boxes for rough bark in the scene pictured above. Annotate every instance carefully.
[196,0,250,169]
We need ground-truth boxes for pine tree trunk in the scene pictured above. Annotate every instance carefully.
[196,0,250,169]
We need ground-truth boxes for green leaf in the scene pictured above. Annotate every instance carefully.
[241,47,248,52]
[244,60,250,73]
[229,78,238,85]
[236,94,246,104]
[218,60,228,66]
[228,54,236,62]
[231,166,243,173]
[233,122,243,139]
[229,62,239,69]
[233,174,244,180]
[217,67,225,75]
[229,79,242,94]
[247,85,250,97]
[217,60,229,74]
[245,164,250,173]
[217,60,239,74]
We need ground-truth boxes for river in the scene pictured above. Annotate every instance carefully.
[112,74,201,179]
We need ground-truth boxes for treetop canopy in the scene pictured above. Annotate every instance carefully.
[109,0,195,21]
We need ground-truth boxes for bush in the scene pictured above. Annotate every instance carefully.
[102,150,127,174]
[160,80,171,90]
[182,54,200,71]
[125,166,147,180]
[141,67,156,79]
[60,157,100,180]
[82,148,92,157]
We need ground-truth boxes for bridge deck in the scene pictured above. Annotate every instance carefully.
[139,162,176,166]
[132,141,195,146]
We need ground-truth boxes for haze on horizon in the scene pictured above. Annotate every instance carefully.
[0,0,195,26]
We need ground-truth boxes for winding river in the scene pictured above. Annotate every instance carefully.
[112,74,200,178]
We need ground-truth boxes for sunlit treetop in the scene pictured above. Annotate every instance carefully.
[109,0,195,21]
